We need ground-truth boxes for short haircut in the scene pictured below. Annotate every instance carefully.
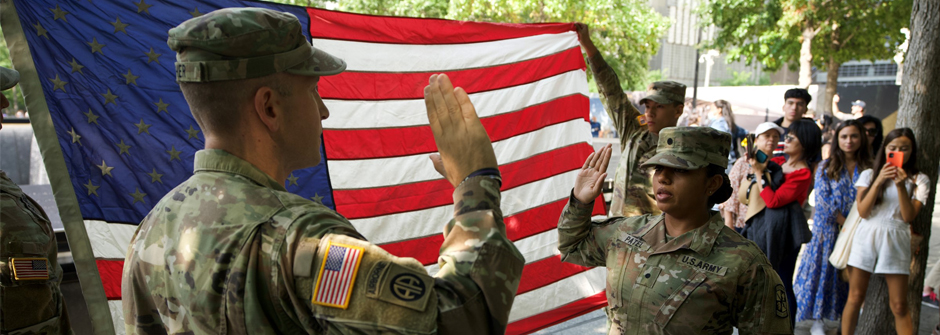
[179,73,292,138]
[788,119,822,164]
[784,88,812,104]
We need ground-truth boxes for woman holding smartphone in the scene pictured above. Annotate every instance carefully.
[841,128,930,335]
[793,120,871,334]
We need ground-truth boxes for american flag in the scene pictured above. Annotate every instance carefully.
[4,0,608,333]
[11,258,49,280]
[313,244,364,309]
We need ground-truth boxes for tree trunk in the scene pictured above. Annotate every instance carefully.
[799,25,816,89]
[857,1,940,334]
[824,21,841,116]
[825,57,839,117]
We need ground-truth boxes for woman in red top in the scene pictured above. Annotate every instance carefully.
[748,118,821,327]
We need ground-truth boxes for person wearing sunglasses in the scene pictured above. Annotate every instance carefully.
[856,115,884,156]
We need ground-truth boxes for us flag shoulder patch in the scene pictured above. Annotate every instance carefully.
[11,258,49,280]
[312,242,364,309]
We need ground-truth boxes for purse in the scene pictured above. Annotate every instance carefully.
[829,201,863,270]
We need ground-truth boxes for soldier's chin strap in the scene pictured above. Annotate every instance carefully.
[174,43,313,82]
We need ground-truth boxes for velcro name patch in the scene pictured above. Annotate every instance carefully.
[312,242,364,309]
[678,255,727,276]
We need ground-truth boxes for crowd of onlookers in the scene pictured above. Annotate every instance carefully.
[594,87,931,334]
[706,89,930,335]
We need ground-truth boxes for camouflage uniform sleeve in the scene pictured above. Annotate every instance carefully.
[733,262,793,334]
[588,53,642,138]
[287,176,524,334]
[0,177,72,335]
[557,191,614,267]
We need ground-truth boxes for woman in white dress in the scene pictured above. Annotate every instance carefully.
[841,128,931,335]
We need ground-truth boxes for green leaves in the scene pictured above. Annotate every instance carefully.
[702,0,912,73]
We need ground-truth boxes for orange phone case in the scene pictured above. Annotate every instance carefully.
[886,151,904,167]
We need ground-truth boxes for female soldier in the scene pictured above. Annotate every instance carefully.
[558,127,793,334]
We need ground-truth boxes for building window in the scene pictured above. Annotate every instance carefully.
[839,64,871,77]
[873,63,898,76]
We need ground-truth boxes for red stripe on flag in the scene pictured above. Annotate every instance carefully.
[379,193,606,266]
[324,95,588,160]
[517,256,593,294]
[319,47,585,100]
[308,8,573,44]
[336,143,593,220]
[96,259,124,300]
[506,291,608,335]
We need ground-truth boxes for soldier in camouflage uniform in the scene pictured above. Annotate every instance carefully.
[0,66,72,334]
[575,23,687,218]
[558,127,793,334]
[122,8,524,334]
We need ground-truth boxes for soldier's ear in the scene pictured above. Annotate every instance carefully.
[252,85,281,132]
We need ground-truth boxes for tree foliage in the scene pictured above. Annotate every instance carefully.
[701,0,912,81]
[264,0,669,90]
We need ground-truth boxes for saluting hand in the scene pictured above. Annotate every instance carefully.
[424,74,498,187]
[573,144,611,204]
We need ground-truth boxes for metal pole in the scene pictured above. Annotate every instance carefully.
[765,108,769,122]
[692,27,703,111]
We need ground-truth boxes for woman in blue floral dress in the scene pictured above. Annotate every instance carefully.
[794,120,872,333]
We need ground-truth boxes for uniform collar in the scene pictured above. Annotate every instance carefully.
[193,149,287,192]
[639,211,724,257]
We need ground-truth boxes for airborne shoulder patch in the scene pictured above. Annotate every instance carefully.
[312,242,364,309]
[364,260,432,312]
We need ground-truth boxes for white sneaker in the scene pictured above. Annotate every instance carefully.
[810,319,826,335]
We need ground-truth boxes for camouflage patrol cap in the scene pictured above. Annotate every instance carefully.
[640,127,731,170]
[639,81,686,105]
[167,7,346,83]
[1,66,19,91]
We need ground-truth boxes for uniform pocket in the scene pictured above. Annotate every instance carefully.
[653,271,708,328]
[0,282,59,332]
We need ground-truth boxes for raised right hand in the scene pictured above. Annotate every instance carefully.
[424,74,498,187]
[573,144,611,204]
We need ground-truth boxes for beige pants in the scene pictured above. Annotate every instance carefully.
[926,258,940,289]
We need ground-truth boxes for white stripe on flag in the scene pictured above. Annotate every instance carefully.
[313,32,578,72]
[323,70,587,130]
[508,267,607,322]
[84,220,139,259]
[328,120,590,189]
[351,169,579,244]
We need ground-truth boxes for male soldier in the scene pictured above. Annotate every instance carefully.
[0,66,71,334]
[575,23,686,218]
[122,8,524,334]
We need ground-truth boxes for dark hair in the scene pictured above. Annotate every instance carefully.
[714,100,737,132]
[706,164,733,207]
[856,115,884,152]
[784,88,812,104]
[788,119,822,164]
[825,120,873,180]
[869,128,919,205]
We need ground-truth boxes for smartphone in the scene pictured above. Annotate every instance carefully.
[755,149,769,164]
[887,151,904,168]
